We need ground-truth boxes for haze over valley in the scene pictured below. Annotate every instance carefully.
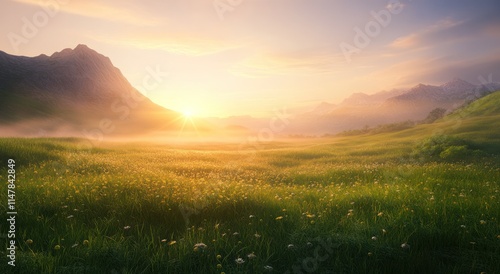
[1,45,499,140]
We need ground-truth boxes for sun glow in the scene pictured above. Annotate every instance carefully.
[171,107,200,137]
[182,109,194,118]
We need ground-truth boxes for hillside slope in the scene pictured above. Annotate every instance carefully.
[288,79,500,135]
[0,45,207,136]
[446,90,500,118]
[320,90,500,159]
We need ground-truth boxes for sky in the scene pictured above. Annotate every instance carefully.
[1,0,500,117]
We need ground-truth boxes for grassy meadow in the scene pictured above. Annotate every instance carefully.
[1,93,500,273]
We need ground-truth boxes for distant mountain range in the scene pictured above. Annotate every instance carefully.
[210,78,500,135]
[286,78,500,135]
[0,45,206,137]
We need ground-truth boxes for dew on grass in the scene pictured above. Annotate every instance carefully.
[194,243,207,252]
[264,265,274,272]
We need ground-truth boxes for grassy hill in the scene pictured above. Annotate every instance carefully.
[447,90,500,118]
[332,91,500,158]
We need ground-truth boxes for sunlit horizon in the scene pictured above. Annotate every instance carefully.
[2,0,499,117]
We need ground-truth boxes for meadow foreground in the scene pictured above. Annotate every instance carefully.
[0,132,499,273]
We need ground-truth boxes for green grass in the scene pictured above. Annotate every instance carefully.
[1,102,500,273]
[1,140,499,273]
[447,91,500,118]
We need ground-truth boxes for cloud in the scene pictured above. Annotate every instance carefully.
[372,50,500,87]
[94,31,243,56]
[390,33,419,49]
[390,18,463,50]
[231,49,344,77]
[390,11,500,51]
[385,2,406,12]
[12,0,161,26]
[483,24,500,38]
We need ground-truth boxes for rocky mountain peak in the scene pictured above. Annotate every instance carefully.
[441,78,475,92]
[49,44,111,66]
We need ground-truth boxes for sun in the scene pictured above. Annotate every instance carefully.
[175,107,200,136]
[182,109,194,118]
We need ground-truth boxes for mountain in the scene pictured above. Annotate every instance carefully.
[441,77,476,96]
[339,88,406,107]
[340,93,371,105]
[287,78,500,135]
[0,45,206,137]
[285,88,405,134]
[380,78,499,121]
[386,78,480,105]
[301,101,337,116]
